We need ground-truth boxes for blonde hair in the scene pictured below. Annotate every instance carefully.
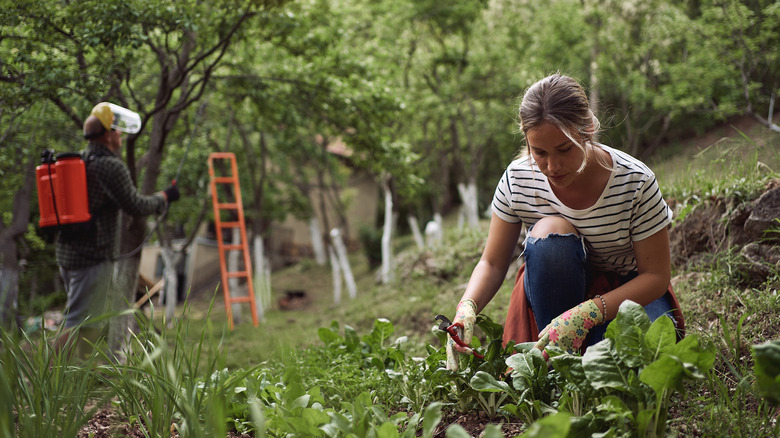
[517,74,609,172]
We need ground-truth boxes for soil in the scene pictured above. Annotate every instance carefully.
[432,410,524,438]
[77,405,251,438]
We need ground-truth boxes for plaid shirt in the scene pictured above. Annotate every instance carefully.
[56,142,167,270]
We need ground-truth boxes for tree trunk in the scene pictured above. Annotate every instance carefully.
[109,252,140,359]
[309,217,327,265]
[228,227,243,325]
[0,253,19,327]
[160,245,178,326]
[329,244,342,305]
[331,228,356,299]
[0,152,35,325]
[407,215,425,249]
[0,155,37,327]
[457,182,479,229]
[381,180,394,284]
[252,234,268,322]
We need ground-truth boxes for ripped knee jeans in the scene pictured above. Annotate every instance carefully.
[522,232,673,346]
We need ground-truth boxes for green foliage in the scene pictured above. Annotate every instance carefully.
[753,340,780,406]
[358,224,383,269]
[431,301,716,437]
[0,324,108,437]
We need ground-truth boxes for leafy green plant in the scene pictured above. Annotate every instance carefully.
[753,339,780,406]
[95,297,252,438]
[751,340,780,437]
[430,314,519,416]
[474,301,718,437]
[0,324,107,438]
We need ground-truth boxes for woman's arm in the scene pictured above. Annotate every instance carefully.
[460,212,525,313]
[598,226,671,320]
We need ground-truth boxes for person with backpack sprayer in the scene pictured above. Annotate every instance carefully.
[48,102,180,356]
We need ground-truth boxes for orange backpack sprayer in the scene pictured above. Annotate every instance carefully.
[37,102,143,230]
[36,149,91,228]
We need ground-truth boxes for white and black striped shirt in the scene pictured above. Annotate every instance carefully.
[492,144,673,276]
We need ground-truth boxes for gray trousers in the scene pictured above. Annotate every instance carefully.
[60,261,114,328]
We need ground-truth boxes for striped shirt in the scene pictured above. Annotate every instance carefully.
[492,144,672,276]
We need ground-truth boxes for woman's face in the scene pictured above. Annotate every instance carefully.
[526,123,586,188]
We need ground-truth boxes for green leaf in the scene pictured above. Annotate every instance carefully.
[635,408,657,437]
[422,402,443,438]
[344,325,360,352]
[598,395,633,421]
[644,315,677,361]
[476,314,504,341]
[444,424,471,438]
[667,335,716,372]
[318,326,343,345]
[752,340,780,405]
[482,423,505,438]
[376,421,401,438]
[639,355,684,395]
[363,318,395,350]
[302,407,330,427]
[292,394,311,409]
[605,301,651,367]
[470,371,511,392]
[550,354,593,395]
[507,348,546,387]
[582,339,632,391]
[523,412,572,437]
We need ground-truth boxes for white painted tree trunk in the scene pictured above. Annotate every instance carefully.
[309,216,327,265]
[108,258,135,361]
[328,244,342,305]
[408,215,424,249]
[457,182,480,229]
[229,227,243,325]
[252,234,268,322]
[331,228,357,299]
[159,247,178,326]
[425,220,443,248]
[381,182,394,284]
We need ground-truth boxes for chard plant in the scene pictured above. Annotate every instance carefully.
[749,339,780,436]
[517,301,716,437]
[427,301,718,437]
[431,314,520,416]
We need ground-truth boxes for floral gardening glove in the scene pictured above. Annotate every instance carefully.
[445,298,477,371]
[534,299,605,356]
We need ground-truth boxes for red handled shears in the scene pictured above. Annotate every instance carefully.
[435,314,484,359]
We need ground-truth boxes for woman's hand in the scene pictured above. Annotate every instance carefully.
[534,299,605,356]
[445,299,477,371]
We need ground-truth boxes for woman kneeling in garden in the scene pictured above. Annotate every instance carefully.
[445,73,684,370]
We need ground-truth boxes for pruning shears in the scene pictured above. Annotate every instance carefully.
[435,314,484,359]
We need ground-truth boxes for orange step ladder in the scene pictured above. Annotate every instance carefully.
[207,152,259,329]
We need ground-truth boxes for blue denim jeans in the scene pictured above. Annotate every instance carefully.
[523,233,673,346]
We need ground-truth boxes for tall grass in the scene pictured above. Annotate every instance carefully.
[95,292,259,437]
[0,321,108,438]
[653,127,779,221]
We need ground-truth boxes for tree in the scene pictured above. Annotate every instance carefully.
[696,0,780,132]
[0,0,291,342]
